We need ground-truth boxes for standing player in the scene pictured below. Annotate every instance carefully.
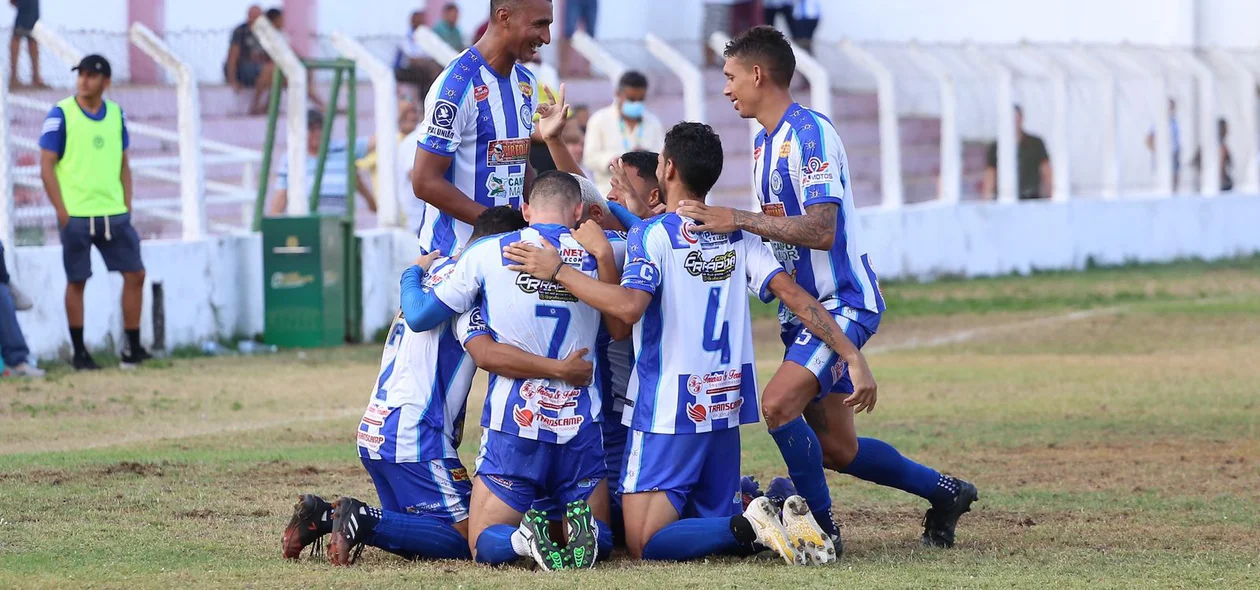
[392,172,621,570]
[412,0,554,255]
[505,122,863,565]
[680,26,978,552]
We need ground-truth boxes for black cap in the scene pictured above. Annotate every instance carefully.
[72,54,112,78]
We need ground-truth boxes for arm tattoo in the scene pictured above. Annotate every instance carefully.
[734,203,837,250]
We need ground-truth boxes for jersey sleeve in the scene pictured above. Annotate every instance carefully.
[417,74,475,156]
[454,303,491,345]
[606,230,628,268]
[38,106,67,158]
[430,239,486,313]
[740,233,786,303]
[794,114,847,208]
[620,221,663,295]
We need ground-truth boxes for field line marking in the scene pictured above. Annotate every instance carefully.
[864,306,1126,354]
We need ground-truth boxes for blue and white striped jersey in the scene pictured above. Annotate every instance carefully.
[358,257,480,463]
[620,213,781,435]
[752,103,885,333]
[431,225,605,444]
[415,47,538,255]
[596,232,632,427]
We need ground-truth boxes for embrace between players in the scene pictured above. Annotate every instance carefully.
[281,1,977,570]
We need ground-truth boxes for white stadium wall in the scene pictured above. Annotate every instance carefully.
[11,195,1260,361]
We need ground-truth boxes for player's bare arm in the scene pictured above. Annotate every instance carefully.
[571,220,633,340]
[39,148,69,228]
[767,272,877,413]
[678,200,838,251]
[503,240,652,327]
[413,149,488,225]
[121,152,134,211]
[537,84,585,177]
[464,335,594,385]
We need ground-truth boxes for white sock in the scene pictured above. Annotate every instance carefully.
[510,528,531,556]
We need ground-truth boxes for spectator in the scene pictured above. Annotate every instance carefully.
[789,0,821,54]
[393,100,429,234]
[983,105,1052,200]
[8,0,46,87]
[1192,118,1234,192]
[763,0,794,31]
[357,99,418,197]
[0,240,42,378]
[571,104,591,133]
[225,5,271,111]
[565,0,597,39]
[432,2,464,51]
[395,10,445,103]
[583,71,665,194]
[562,121,593,179]
[1146,98,1181,192]
[270,109,377,217]
[250,8,324,114]
[39,55,151,370]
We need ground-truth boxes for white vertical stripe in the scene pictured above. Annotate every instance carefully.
[622,430,644,492]
[474,428,490,473]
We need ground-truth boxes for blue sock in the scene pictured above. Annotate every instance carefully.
[841,437,953,505]
[769,417,836,535]
[642,517,742,561]
[596,519,613,559]
[474,524,522,565]
[369,510,471,560]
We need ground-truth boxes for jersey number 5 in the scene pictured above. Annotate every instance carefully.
[702,287,731,364]
[535,304,572,358]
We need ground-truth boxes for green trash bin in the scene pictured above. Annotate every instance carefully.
[262,215,346,347]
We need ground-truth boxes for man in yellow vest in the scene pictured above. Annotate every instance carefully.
[38,54,150,371]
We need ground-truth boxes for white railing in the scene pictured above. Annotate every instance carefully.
[30,21,83,65]
[412,26,458,66]
[906,43,961,203]
[1065,45,1120,199]
[1173,50,1220,196]
[791,42,831,119]
[1208,48,1259,193]
[129,22,206,240]
[252,17,309,215]
[967,44,1017,203]
[0,72,14,255]
[645,33,704,124]
[840,40,904,208]
[571,30,626,90]
[332,32,400,228]
[1020,47,1071,202]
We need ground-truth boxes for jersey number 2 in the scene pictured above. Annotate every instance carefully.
[702,287,731,363]
[535,305,572,358]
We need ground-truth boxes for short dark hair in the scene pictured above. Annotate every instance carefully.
[306,109,324,130]
[620,150,659,182]
[265,8,282,21]
[618,70,648,91]
[661,123,723,197]
[724,25,795,88]
[470,206,527,241]
[491,0,546,12]
[443,2,459,11]
[526,170,582,209]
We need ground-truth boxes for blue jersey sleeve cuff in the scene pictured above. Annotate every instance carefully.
[607,201,642,231]
[801,195,844,209]
[757,268,785,303]
[417,140,456,158]
[620,280,657,297]
[461,329,492,345]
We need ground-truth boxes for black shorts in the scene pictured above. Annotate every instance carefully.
[13,0,38,37]
[61,213,145,283]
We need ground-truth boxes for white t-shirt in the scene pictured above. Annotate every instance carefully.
[396,129,424,235]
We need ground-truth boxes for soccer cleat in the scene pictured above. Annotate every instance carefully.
[922,477,979,548]
[3,363,45,378]
[120,346,153,370]
[281,494,333,560]
[742,496,803,565]
[765,476,798,510]
[518,508,570,570]
[72,352,100,371]
[328,496,373,566]
[563,500,599,568]
[740,476,763,510]
[782,495,837,565]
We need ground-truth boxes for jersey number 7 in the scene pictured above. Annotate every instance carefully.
[535,304,572,358]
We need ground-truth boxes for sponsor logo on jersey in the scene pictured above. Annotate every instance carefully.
[404,502,446,514]
[519,381,581,410]
[802,156,835,187]
[512,404,584,433]
[683,250,737,282]
[356,430,385,451]
[474,85,490,102]
[577,477,599,488]
[516,272,579,302]
[423,262,457,288]
[770,169,783,194]
[680,220,699,244]
[753,145,763,160]
[465,306,488,334]
[512,405,535,428]
[688,398,744,423]
[426,99,459,141]
[487,138,530,167]
[486,475,515,489]
[779,142,792,158]
[762,202,786,217]
[449,467,470,482]
[831,358,849,382]
[518,82,533,98]
[485,173,525,199]
[686,402,707,422]
[686,368,744,396]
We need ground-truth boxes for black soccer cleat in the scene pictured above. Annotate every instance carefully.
[73,351,100,371]
[328,496,374,566]
[921,477,979,548]
[281,493,333,560]
[563,500,599,568]
[518,508,570,570]
[120,346,153,370]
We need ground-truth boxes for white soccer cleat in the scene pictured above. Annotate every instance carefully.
[782,495,837,565]
[742,496,804,565]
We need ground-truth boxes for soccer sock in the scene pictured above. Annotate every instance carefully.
[69,326,86,356]
[126,328,141,352]
[318,506,334,536]
[768,417,836,535]
[475,524,523,564]
[641,518,743,561]
[595,519,613,558]
[840,437,955,505]
[368,510,471,560]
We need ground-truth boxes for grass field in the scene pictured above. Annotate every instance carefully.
[1,258,1258,589]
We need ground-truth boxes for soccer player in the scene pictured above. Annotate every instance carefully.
[412,0,554,255]
[393,171,621,570]
[679,26,979,552]
[504,122,864,565]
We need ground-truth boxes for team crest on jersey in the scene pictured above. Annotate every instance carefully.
[680,220,699,244]
[683,250,737,282]
[779,142,792,158]
[520,103,534,130]
[516,272,579,302]
[465,306,488,335]
[518,82,533,98]
[487,138,530,167]
[802,157,835,187]
[474,85,490,102]
[770,170,783,194]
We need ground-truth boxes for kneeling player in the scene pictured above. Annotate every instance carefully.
[505,122,864,565]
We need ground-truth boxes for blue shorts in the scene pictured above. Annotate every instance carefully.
[619,427,743,519]
[360,457,472,524]
[60,213,145,283]
[781,307,877,400]
[534,418,628,521]
[475,425,606,515]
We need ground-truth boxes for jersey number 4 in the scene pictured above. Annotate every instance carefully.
[702,287,731,364]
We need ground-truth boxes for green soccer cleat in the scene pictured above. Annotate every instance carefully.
[563,500,599,569]
[518,508,570,570]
